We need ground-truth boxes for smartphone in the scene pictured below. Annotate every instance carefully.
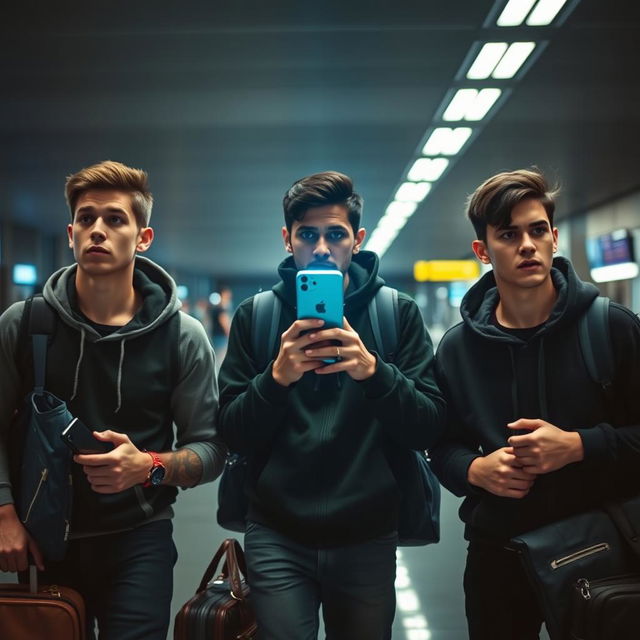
[296,268,344,364]
[61,417,114,455]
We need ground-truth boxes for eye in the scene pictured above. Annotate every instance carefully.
[499,231,515,240]
[108,215,124,225]
[77,214,93,224]
[327,230,347,242]
[298,230,318,242]
[532,227,547,236]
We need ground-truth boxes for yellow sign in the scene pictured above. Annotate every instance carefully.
[413,260,480,282]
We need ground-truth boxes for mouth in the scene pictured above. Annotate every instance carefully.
[86,246,110,255]
[517,259,541,269]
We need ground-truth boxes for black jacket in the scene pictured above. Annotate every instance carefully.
[218,251,445,547]
[430,257,640,540]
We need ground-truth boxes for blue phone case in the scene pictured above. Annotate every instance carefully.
[296,269,344,363]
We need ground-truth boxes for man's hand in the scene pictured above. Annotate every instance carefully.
[467,447,537,499]
[0,503,44,572]
[272,318,329,387]
[75,430,152,494]
[507,418,584,474]
[303,317,377,381]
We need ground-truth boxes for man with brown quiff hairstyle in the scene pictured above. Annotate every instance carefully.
[0,160,226,639]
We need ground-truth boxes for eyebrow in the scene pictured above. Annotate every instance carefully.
[75,205,128,215]
[498,219,549,231]
[296,225,347,232]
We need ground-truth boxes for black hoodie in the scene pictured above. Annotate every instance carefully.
[431,257,640,540]
[218,251,445,547]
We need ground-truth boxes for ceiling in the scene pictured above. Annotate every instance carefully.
[2,1,639,279]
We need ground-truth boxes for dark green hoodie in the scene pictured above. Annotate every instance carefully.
[431,257,640,540]
[218,251,445,547]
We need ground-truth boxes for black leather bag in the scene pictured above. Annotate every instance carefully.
[508,496,640,639]
[173,538,256,639]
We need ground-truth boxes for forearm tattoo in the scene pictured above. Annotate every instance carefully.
[164,448,203,487]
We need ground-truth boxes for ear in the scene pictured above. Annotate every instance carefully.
[136,227,154,253]
[472,239,492,265]
[67,224,74,249]
[552,227,559,253]
[353,228,366,254]
[282,226,292,253]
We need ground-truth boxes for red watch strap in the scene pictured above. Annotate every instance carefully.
[142,450,164,487]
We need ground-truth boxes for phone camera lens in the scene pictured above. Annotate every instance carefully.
[313,281,317,286]
[301,284,308,291]
[301,276,308,283]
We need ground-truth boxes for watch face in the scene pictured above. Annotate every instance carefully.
[150,465,166,486]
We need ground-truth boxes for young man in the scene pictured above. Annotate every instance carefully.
[0,161,226,639]
[218,171,444,639]
[430,169,640,639]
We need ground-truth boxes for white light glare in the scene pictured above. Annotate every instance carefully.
[443,89,502,122]
[590,263,640,283]
[403,615,429,629]
[422,128,472,155]
[442,89,478,121]
[407,630,432,640]
[385,200,418,218]
[496,0,537,26]
[408,157,449,181]
[397,589,420,612]
[378,213,409,234]
[395,182,432,203]
[467,42,508,79]
[492,42,536,78]
[527,0,569,25]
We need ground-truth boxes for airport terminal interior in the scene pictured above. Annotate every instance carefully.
[1,0,640,638]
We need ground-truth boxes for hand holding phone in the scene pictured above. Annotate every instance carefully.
[296,268,344,363]
[61,418,114,455]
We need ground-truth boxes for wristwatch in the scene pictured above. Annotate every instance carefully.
[142,451,166,487]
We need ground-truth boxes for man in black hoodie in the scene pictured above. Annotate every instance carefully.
[430,169,640,639]
[218,171,444,639]
[0,161,226,639]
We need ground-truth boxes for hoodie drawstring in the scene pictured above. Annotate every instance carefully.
[537,337,548,420]
[114,338,126,414]
[508,346,518,417]
[70,328,86,402]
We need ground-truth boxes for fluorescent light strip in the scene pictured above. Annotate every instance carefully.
[467,42,508,79]
[408,158,449,181]
[385,200,418,219]
[422,128,472,155]
[496,0,537,26]
[465,88,502,120]
[492,42,536,78]
[590,262,640,283]
[442,89,478,121]
[395,182,432,203]
[526,0,569,25]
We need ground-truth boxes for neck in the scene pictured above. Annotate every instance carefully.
[495,276,557,329]
[75,264,140,326]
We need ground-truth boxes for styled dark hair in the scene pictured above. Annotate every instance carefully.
[467,168,558,242]
[65,160,153,228]
[283,171,363,234]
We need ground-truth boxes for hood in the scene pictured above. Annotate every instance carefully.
[460,256,599,344]
[42,256,181,413]
[272,250,385,311]
[43,256,181,343]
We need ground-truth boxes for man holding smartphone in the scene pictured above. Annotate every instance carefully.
[429,169,640,639]
[0,160,226,639]
[218,171,445,639]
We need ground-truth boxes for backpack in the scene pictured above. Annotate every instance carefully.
[217,286,441,546]
[12,295,74,562]
[578,296,613,397]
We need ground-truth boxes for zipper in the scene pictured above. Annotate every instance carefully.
[550,542,609,569]
[23,468,48,523]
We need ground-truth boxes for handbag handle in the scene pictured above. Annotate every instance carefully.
[196,538,247,599]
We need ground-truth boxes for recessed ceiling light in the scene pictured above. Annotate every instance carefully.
[492,42,536,78]
[467,42,508,79]
[465,89,502,120]
[422,128,472,155]
[443,89,479,121]
[496,0,537,26]
[526,0,569,25]
[395,182,432,203]
[385,201,419,218]
[408,157,450,181]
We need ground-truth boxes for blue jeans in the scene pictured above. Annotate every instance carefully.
[36,519,177,640]
[244,521,397,640]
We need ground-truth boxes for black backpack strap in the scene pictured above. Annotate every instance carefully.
[578,296,613,391]
[251,291,282,371]
[368,286,399,363]
[25,295,56,394]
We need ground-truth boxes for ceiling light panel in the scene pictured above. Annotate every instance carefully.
[526,0,569,25]
[496,0,537,26]
[385,201,418,218]
[394,182,432,203]
[465,88,502,120]
[408,158,449,181]
[492,42,536,78]
[443,89,478,121]
[467,42,508,79]
[422,128,472,156]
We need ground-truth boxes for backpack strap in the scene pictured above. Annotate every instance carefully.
[368,286,399,363]
[24,295,56,394]
[251,291,282,371]
[578,296,613,392]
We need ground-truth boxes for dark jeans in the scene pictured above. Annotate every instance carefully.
[244,521,397,640]
[33,519,177,640]
[464,539,544,640]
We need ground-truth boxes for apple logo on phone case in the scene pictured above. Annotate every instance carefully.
[315,301,326,314]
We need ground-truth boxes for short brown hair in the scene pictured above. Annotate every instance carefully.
[65,160,153,227]
[283,171,363,235]
[467,169,557,242]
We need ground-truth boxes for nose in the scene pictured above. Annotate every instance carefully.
[312,236,331,260]
[90,220,107,243]
[519,232,536,254]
